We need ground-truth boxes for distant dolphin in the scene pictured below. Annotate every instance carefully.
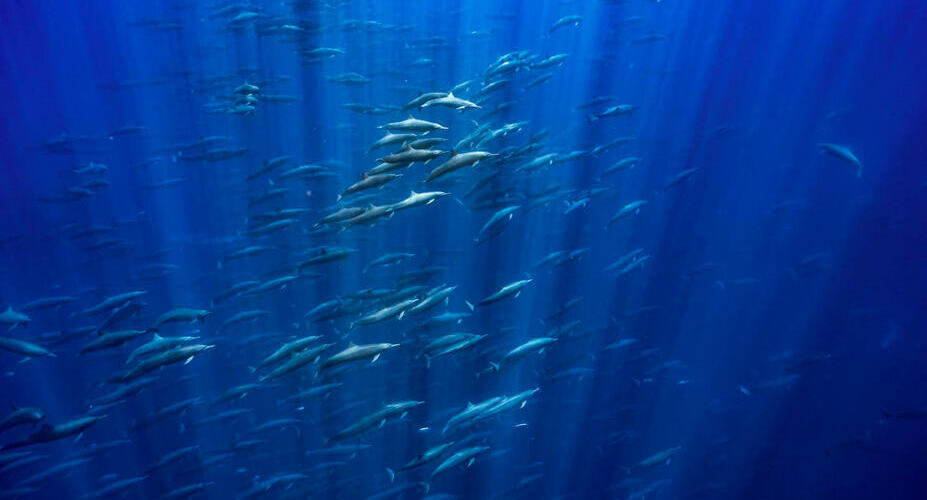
[818,143,862,177]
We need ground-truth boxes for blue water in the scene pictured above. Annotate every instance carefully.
[1,1,927,498]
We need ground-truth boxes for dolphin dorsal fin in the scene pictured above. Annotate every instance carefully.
[153,333,162,340]
[348,342,357,347]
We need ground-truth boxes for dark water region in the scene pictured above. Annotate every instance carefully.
[1,0,926,499]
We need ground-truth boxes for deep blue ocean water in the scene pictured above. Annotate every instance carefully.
[1,1,926,499]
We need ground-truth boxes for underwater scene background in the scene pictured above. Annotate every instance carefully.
[1,0,927,499]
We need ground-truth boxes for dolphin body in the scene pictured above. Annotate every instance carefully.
[818,143,862,177]
[2,415,105,449]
